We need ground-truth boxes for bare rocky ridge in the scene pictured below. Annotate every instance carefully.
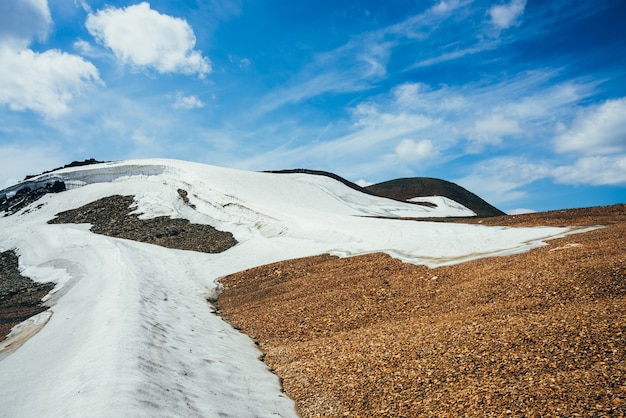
[217,204,626,417]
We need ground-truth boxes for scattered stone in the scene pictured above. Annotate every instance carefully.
[177,189,196,209]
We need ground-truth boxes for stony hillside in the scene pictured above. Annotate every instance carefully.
[366,177,506,217]
[217,204,626,417]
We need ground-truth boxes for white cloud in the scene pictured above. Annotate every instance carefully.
[352,103,436,131]
[507,208,537,215]
[238,71,604,191]
[553,155,626,186]
[0,45,101,118]
[0,0,51,47]
[172,93,204,110]
[239,58,251,71]
[395,139,438,162]
[72,39,105,59]
[245,72,601,184]
[457,151,626,205]
[504,80,595,119]
[75,0,92,13]
[388,0,469,39]
[73,39,92,54]
[554,97,626,155]
[355,179,374,187]
[430,0,464,15]
[470,114,522,146]
[0,0,102,118]
[457,174,529,204]
[86,2,211,77]
[455,157,551,204]
[489,0,527,29]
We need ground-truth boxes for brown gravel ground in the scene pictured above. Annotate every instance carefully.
[217,204,626,417]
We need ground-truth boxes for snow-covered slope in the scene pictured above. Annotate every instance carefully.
[0,159,593,417]
[408,195,476,216]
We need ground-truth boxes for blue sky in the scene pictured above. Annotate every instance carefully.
[1,0,625,213]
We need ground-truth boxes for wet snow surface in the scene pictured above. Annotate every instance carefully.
[0,159,592,417]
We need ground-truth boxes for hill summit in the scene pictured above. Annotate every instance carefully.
[366,177,506,217]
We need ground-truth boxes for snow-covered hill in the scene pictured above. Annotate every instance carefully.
[0,159,593,417]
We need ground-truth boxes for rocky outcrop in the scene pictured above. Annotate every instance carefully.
[366,177,506,217]
[0,181,66,216]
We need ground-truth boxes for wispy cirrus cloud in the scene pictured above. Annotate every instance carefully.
[553,155,626,186]
[456,96,626,205]
[554,97,626,155]
[455,156,551,204]
[171,93,205,110]
[458,150,626,208]
[254,0,473,117]
[237,68,606,194]
[469,114,522,148]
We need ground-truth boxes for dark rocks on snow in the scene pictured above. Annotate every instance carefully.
[48,194,237,253]
[0,250,55,340]
[1,181,66,216]
[1,191,237,341]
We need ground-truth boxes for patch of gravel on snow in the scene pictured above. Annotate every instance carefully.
[1,192,238,342]
[217,204,626,417]
[48,194,238,253]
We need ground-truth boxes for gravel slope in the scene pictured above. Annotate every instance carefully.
[217,204,626,417]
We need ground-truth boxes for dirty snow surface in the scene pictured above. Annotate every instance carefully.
[0,159,589,417]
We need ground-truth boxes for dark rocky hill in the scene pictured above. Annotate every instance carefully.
[366,177,505,217]
[266,169,504,217]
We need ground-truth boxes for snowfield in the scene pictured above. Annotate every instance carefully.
[0,159,594,417]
